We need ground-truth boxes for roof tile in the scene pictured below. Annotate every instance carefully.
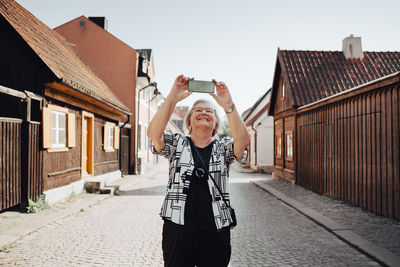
[280,50,400,106]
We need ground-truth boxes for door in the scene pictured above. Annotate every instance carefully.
[81,111,94,177]
[82,117,88,174]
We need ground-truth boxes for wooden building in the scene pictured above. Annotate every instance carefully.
[296,72,400,220]
[268,36,400,220]
[0,0,131,209]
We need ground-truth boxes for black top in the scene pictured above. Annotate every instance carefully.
[184,138,216,229]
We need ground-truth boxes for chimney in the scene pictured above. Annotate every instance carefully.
[342,34,364,60]
[88,17,108,31]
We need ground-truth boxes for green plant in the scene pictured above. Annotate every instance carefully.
[26,195,49,213]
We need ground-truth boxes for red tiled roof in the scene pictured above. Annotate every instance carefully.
[243,89,271,127]
[279,50,400,107]
[0,0,130,114]
[245,103,269,127]
[243,89,270,121]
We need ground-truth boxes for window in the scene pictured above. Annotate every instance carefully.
[51,111,66,148]
[282,82,285,99]
[285,131,293,161]
[275,132,282,158]
[103,122,119,152]
[42,104,75,151]
[108,126,114,150]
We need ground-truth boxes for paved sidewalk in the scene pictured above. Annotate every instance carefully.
[0,159,169,250]
[251,178,400,267]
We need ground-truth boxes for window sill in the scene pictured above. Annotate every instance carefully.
[47,147,69,152]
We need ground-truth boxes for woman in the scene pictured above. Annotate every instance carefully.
[147,75,250,267]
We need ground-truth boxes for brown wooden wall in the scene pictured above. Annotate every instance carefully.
[296,84,400,220]
[273,74,293,115]
[26,122,43,202]
[43,110,81,191]
[284,116,295,171]
[0,119,21,210]
[94,117,119,176]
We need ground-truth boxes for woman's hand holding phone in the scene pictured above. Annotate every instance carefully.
[169,75,193,103]
[210,79,234,111]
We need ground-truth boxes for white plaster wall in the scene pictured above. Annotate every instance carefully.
[255,115,274,167]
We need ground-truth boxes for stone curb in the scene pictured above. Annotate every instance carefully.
[251,180,400,267]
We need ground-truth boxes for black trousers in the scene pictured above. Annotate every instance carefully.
[162,220,231,267]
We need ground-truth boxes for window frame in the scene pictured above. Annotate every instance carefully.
[285,130,293,161]
[104,122,117,152]
[44,104,74,152]
[107,125,114,150]
[51,110,67,149]
[275,131,282,159]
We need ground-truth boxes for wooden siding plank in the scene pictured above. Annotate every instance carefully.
[349,100,353,203]
[367,95,372,211]
[376,92,382,216]
[334,104,338,198]
[344,101,348,203]
[340,102,344,200]
[336,104,340,199]
[6,122,10,208]
[359,97,363,208]
[321,109,324,194]
[350,100,355,205]
[381,90,388,216]
[329,105,335,197]
[324,107,327,195]
[317,110,321,194]
[362,96,367,209]
[354,98,359,206]
[0,122,3,209]
[10,122,14,206]
[387,89,394,218]
[371,93,377,213]
[313,111,316,192]
[330,106,334,197]
[393,87,400,220]
[346,100,350,203]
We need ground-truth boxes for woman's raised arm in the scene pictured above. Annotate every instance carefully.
[210,80,250,159]
[147,75,191,153]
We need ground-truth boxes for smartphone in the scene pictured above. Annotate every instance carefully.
[188,80,215,93]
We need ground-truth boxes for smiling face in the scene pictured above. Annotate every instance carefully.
[190,102,216,134]
[185,100,219,136]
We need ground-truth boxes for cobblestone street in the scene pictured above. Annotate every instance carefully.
[0,161,381,266]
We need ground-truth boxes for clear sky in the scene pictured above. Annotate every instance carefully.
[16,0,400,116]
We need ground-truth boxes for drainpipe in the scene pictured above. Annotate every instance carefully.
[119,114,130,176]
